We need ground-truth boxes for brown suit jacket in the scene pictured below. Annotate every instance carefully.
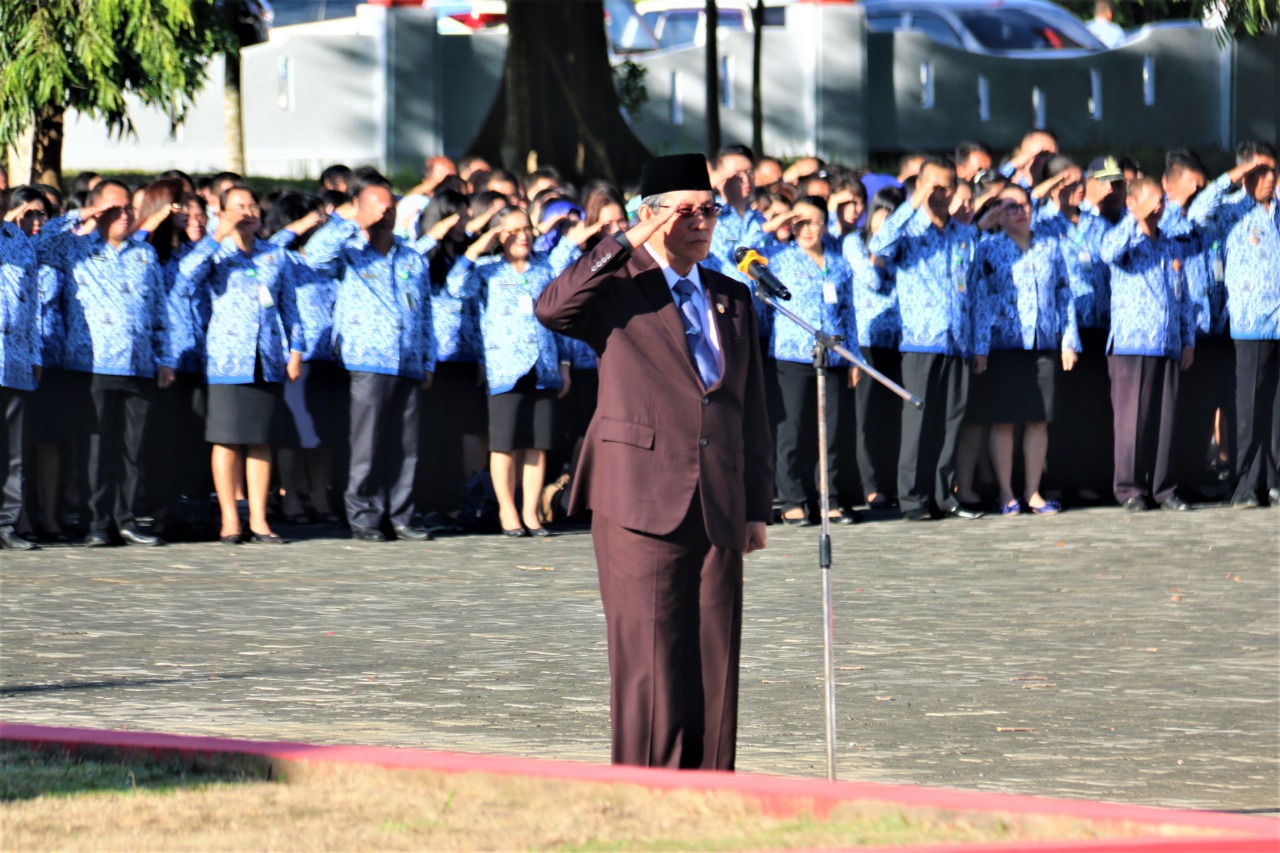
[536,235,774,549]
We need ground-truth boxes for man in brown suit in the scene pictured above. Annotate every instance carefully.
[536,154,774,771]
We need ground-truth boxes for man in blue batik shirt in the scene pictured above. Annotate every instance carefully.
[1187,141,1280,508]
[1101,177,1196,513]
[868,156,979,521]
[1159,150,1233,502]
[0,220,41,550]
[38,180,175,547]
[705,146,766,289]
[307,173,436,542]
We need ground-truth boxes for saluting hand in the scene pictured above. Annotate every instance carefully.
[426,213,461,242]
[566,218,606,249]
[621,203,679,249]
[3,200,42,225]
[464,224,506,261]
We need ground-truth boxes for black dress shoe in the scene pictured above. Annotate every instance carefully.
[501,527,531,537]
[1123,496,1149,512]
[1161,496,1192,512]
[393,525,432,541]
[248,531,286,545]
[900,508,930,521]
[0,526,38,551]
[526,526,554,538]
[1269,488,1280,506]
[946,503,986,520]
[119,525,162,546]
[82,531,111,547]
[1232,495,1261,510]
[220,533,244,545]
[352,527,386,542]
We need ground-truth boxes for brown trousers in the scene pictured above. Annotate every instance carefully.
[591,494,743,771]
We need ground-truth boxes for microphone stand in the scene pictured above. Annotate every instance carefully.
[753,287,922,782]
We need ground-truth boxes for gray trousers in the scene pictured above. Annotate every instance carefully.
[346,371,421,531]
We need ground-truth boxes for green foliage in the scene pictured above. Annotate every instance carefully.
[1059,0,1275,36]
[613,58,649,117]
[0,0,234,148]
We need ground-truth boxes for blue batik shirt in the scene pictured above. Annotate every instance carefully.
[706,205,766,287]
[867,203,977,357]
[971,232,1079,357]
[759,243,859,366]
[1101,214,1195,359]
[35,264,63,370]
[1035,204,1111,330]
[842,234,901,349]
[1187,173,1280,340]
[38,215,172,378]
[1160,201,1228,340]
[305,218,437,380]
[0,224,41,391]
[411,234,483,364]
[570,336,598,370]
[447,254,570,396]
[180,236,306,384]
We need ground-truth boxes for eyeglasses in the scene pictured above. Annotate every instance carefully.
[657,203,722,219]
[794,219,825,231]
[1000,201,1031,213]
[227,204,261,214]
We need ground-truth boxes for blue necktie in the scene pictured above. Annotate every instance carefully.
[673,278,720,388]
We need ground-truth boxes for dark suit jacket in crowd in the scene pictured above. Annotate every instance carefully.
[536,235,773,549]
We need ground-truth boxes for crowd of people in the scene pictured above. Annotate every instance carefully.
[0,130,1276,550]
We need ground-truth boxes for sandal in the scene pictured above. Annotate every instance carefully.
[1028,499,1061,516]
[1001,499,1023,517]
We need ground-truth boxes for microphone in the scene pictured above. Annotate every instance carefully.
[734,246,792,301]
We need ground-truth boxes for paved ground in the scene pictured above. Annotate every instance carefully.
[1,505,1277,813]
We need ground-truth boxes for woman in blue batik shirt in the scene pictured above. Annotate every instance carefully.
[5,188,66,542]
[447,206,575,538]
[970,185,1079,517]
[843,186,905,511]
[133,178,213,537]
[184,185,304,545]
[415,190,489,494]
[763,196,859,526]
[265,192,343,525]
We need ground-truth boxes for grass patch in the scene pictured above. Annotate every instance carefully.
[0,743,1227,850]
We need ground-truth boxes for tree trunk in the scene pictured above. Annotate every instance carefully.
[469,0,651,186]
[223,53,246,174]
[751,0,763,156]
[31,105,63,188]
[704,0,721,154]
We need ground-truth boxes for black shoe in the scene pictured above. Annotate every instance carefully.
[220,533,244,545]
[393,525,432,541]
[1232,495,1261,510]
[248,531,286,545]
[1269,488,1280,506]
[900,509,931,522]
[82,531,111,547]
[501,527,531,537]
[1123,496,1149,512]
[0,526,38,551]
[526,526,554,538]
[1161,496,1192,512]
[119,525,162,546]
[946,502,986,520]
[352,527,386,542]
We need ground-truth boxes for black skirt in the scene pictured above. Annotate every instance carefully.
[27,367,71,444]
[429,361,488,436]
[970,349,1057,424]
[206,380,284,445]
[487,369,555,452]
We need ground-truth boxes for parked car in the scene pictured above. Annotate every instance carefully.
[426,0,661,52]
[861,0,1106,55]
[634,0,789,50]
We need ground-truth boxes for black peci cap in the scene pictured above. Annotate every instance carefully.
[639,153,712,198]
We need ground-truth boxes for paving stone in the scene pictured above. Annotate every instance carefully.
[0,506,1276,812]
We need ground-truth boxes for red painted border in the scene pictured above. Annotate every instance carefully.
[3,722,1276,852]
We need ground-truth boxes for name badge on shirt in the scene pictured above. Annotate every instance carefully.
[518,293,535,315]
[404,291,417,312]
[258,285,274,308]
[1078,249,1093,271]
[823,280,838,305]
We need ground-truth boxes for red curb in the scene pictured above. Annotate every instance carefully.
[3,721,1276,852]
